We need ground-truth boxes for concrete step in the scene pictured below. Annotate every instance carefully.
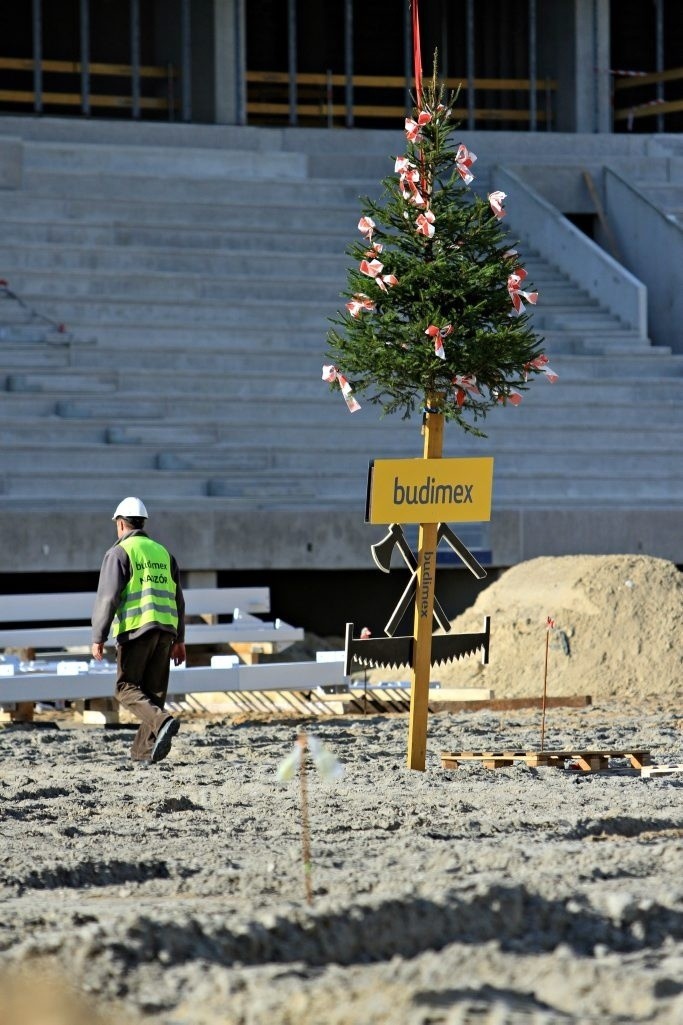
[0,343,667,378]
[25,321,649,354]
[158,445,682,476]
[0,344,71,368]
[0,446,156,472]
[0,269,345,303]
[105,422,683,451]
[0,420,108,443]
[41,394,683,427]
[22,168,373,209]
[0,471,209,499]
[0,193,358,234]
[0,221,352,255]
[0,416,679,453]
[22,141,309,181]
[1,295,335,328]
[3,280,621,327]
[2,461,676,504]
[5,367,683,403]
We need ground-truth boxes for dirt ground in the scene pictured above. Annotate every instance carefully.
[1,555,682,1025]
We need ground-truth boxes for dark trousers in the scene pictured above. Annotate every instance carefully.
[115,629,173,761]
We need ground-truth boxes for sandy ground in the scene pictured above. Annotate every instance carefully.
[1,698,683,1025]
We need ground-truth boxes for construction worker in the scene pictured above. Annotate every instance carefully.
[91,497,186,764]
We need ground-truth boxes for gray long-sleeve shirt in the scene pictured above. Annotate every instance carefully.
[91,529,185,645]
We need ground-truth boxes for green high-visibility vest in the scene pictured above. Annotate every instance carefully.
[114,535,178,637]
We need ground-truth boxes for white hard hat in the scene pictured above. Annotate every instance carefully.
[112,497,148,521]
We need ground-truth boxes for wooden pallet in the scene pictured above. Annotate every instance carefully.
[440,748,651,772]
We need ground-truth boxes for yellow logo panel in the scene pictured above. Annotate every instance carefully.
[366,457,493,524]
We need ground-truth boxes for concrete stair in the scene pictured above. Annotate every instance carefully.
[0,119,682,564]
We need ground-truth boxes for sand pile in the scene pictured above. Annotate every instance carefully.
[369,554,683,699]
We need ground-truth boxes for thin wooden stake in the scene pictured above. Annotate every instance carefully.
[540,617,553,751]
[297,732,313,905]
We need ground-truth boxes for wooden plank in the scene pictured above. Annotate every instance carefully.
[641,764,683,778]
[614,98,683,121]
[247,101,546,122]
[0,57,172,78]
[627,750,651,769]
[0,701,34,723]
[430,695,592,713]
[582,170,622,262]
[78,698,120,725]
[614,66,683,91]
[246,71,556,91]
[0,90,170,109]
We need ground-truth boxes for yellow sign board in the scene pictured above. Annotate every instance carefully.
[366,457,493,524]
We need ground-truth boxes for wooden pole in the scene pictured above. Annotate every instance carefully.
[540,617,552,751]
[407,395,444,771]
[297,732,313,905]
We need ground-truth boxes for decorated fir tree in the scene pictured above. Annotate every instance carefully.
[321,27,559,771]
[322,77,557,427]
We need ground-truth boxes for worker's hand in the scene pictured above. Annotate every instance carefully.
[171,642,186,667]
[91,642,104,662]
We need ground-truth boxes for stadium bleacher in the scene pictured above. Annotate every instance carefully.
[0,118,682,576]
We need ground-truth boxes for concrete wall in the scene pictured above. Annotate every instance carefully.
[2,507,682,577]
[497,166,647,337]
[0,137,22,189]
[604,168,683,354]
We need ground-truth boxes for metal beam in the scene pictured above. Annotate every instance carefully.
[130,0,141,119]
[344,0,354,127]
[79,0,90,116]
[655,0,664,133]
[0,586,271,622]
[0,660,347,704]
[403,0,411,112]
[32,0,42,113]
[180,0,192,122]
[288,0,297,126]
[528,0,537,130]
[234,0,246,125]
[466,0,475,130]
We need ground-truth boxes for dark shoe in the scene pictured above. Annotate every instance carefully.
[150,717,180,764]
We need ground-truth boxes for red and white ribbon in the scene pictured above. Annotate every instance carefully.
[455,144,477,184]
[395,156,424,206]
[364,241,384,257]
[425,323,452,360]
[497,388,522,406]
[508,267,538,315]
[346,293,376,319]
[360,258,398,292]
[526,353,558,382]
[322,364,361,413]
[405,111,431,142]
[358,216,376,240]
[415,210,435,237]
[488,190,507,219]
[452,374,481,407]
